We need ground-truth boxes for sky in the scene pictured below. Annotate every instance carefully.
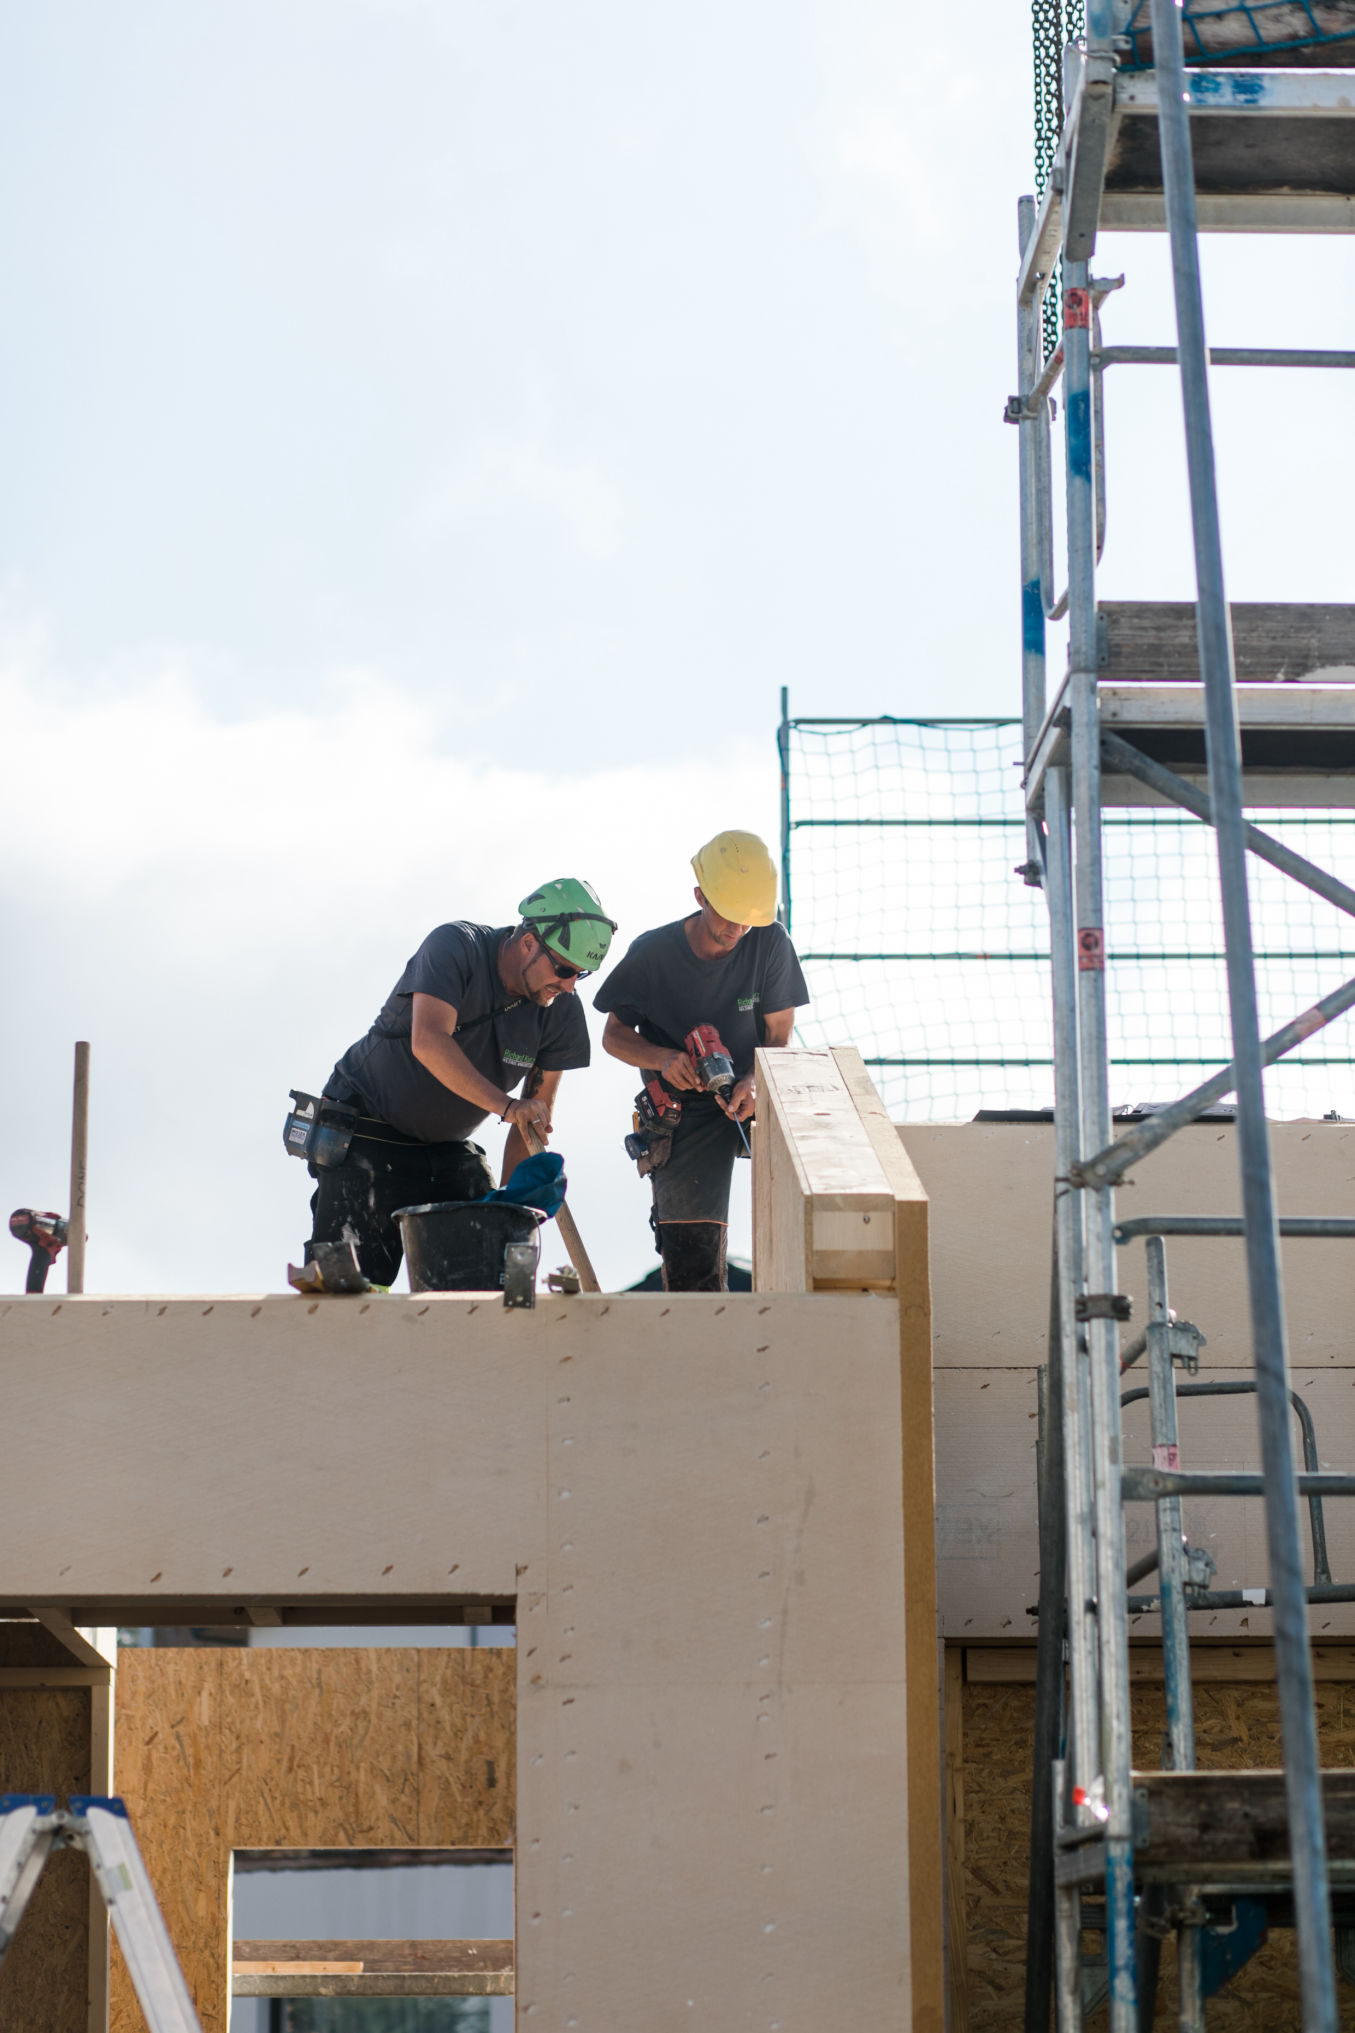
[1,1,1352,1293]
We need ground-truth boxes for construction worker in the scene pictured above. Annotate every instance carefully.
[596,831,809,1292]
[305,879,616,1287]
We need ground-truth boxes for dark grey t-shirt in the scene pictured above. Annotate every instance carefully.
[329,922,590,1142]
[593,918,809,1080]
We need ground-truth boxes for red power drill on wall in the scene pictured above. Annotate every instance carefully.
[684,1026,752,1158]
[9,1209,68,1293]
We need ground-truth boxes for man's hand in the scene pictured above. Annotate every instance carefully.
[657,1045,704,1094]
[502,1094,552,1141]
[719,1074,756,1123]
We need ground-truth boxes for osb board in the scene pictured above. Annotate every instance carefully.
[110,1646,514,2033]
[901,1120,1355,1368]
[417,1648,514,1847]
[955,1667,1355,2030]
[0,1685,90,2033]
[933,1366,1355,1641]
[7,1292,917,2029]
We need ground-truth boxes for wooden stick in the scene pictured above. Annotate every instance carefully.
[522,1124,601,1294]
[68,1040,90,1294]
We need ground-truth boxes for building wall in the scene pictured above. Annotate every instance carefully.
[903,1119,1355,1642]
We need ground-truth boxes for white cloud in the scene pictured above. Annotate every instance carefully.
[431,435,626,561]
[0,635,780,1296]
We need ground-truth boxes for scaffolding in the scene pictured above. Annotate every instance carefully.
[1015,3,1355,2027]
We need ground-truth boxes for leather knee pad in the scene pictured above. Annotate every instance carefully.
[656,1221,727,1294]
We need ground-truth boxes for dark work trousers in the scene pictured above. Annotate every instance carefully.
[648,1096,746,1293]
[308,1132,494,1289]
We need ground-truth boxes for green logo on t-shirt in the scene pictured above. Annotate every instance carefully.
[503,1049,536,1069]
[737,995,758,1011]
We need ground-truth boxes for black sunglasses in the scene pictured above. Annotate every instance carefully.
[531,945,589,983]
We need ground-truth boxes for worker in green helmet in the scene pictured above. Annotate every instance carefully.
[302,879,616,1287]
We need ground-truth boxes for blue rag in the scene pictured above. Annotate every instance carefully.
[482,1151,568,1218]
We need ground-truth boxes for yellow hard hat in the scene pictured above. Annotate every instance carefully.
[691,830,778,927]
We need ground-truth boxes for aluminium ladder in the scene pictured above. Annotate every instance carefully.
[1012,2,1355,2026]
[0,1792,202,2031]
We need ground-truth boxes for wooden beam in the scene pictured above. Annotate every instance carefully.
[89,1666,114,2033]
[0,1668,110,1688]
[753,1050,944,2031]
[232,1939,514,1998]
[26,1610,115,1669]
[943,1648,968,2033]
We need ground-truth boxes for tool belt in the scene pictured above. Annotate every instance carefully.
[283,1091,359,1169]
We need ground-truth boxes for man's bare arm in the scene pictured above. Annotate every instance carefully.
[410,992,551,1137]
[724,1008,796,1121]
[600,1011,703,1092]
[502,1065,564,1182]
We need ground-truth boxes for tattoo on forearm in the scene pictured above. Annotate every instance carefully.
[526,1065,545,1098]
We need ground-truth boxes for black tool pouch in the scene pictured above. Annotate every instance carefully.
[284,1090,358,1169]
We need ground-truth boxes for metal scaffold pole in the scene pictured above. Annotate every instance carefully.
[1012,0,1355,2017]
[1146,0,1336,2020]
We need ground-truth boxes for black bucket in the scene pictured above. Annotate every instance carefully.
[394,1200,546,1294]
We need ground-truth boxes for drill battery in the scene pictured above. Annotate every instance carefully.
[283,1090,359,1170]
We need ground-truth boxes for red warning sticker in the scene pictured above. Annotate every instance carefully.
[1078,927,1105,972]
[1064,287,1092,331]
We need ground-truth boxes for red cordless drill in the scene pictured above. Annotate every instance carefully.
[625,1074,682,1174]
[684,1026,752,1157]
[10,1208,69,1294]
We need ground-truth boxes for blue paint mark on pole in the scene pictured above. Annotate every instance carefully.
[1023,579,1046,656]
[1068,389,1092,483]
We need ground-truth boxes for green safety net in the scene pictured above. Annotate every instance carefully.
[783,717,1355,1122]
[1119,0,1355,68]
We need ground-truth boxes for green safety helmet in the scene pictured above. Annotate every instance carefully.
[518,877,617,975]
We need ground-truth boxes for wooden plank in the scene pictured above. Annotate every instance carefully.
[1101,681,1355,726]
[232,1938,514,1992]
[944,1649,968,2033]
[1134,1768,1355,1866]
[233,1939,513,1970]
[1100,602,1355,685]
[0,1667,110,1687]
[967,1643,1355,1684]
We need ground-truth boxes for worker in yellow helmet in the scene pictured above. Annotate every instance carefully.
[594,831,809,1291]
